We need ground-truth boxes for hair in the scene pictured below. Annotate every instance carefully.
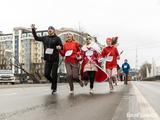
[66,32,74,41]
[112,36,118,45]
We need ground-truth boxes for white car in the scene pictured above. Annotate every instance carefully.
[0,70,15,84]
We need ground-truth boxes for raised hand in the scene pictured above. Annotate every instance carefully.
[31,24,36,29]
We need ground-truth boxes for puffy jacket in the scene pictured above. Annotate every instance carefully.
[59,40,80,64]
[32,29,62,62]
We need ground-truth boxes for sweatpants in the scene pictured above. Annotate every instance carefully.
[65,62,80,91]
[44,61,59,90]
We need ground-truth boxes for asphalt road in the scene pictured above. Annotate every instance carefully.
[0,81,160,120]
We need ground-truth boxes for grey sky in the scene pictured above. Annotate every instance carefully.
[1,0,160,68]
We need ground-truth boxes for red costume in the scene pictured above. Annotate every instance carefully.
[81,46,109,82]
[101,46,119,69]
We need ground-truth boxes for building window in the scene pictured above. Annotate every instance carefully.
[22,34,26,38]
[28,33,32,37]
[37,33,41,36]
[43,32,48,36]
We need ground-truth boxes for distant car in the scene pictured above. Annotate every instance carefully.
[0,70,15,84]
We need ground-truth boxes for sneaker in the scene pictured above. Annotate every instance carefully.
[109,83,114,90]
[52,90,57,94]
[115,82,118,86]
[90,89,94,94]
[109,88,114,93]
[84,80,88,86]
[69,90,74,94]
[79,80,84,87]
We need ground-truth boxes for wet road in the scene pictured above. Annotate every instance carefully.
[0,81,160,120]
[133,81,160,119]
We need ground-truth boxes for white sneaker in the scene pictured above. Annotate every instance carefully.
[69,90,74,94]
[90,89,94,94]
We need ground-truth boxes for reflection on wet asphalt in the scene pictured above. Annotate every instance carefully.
[0,82,129,120]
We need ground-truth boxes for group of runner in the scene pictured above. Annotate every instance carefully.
[31,24,129,95]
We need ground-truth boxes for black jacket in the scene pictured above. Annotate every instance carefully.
[32,29,63,62]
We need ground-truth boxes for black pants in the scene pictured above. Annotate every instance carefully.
[124,73,128,85]
[120,74,123,81]
[83,71,96,89]
[44,61,59,90]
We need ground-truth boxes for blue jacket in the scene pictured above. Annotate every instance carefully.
[122,63,130,74]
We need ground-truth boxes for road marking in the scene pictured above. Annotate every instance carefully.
[128,82,160,120]
[112,82,160,120]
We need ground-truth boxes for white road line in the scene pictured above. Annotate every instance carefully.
[129,82,160,120]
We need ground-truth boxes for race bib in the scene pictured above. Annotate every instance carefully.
[124,65,127,68]
[65,50,73,56]
[45,48,54,54]
[85,50,93,57]
[106,56,113,62]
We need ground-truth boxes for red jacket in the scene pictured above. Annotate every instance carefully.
[101,46,119,69]
[60,40,80,64]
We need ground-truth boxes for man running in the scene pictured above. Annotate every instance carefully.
[122,59,130,85]
[31,24,62,94]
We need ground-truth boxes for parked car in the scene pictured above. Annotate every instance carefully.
[0,70,15,84]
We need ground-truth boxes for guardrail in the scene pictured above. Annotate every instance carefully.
[142,75,160,81]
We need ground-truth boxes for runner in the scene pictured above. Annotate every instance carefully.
[80,37,99,94]
[101,37,120,92]
[80,36,109,94]
[122,59,130,85]
[59,33,83,94]
[31,24,63,94]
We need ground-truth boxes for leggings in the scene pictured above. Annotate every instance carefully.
[83,71,96,89]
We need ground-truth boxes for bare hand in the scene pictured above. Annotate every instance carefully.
[31,24,36,29]
[76,56,82,60]
[56,45,61,50]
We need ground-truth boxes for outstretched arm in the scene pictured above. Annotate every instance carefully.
[31,24,45,42]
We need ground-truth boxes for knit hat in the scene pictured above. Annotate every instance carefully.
[48,26,55,30]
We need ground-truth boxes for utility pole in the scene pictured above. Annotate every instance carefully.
[135,47,138,72]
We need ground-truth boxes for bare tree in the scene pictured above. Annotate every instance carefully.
[139,62,151,78]
[4,50,40,83]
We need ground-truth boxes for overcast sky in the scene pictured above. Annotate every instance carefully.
[1,0,160,69]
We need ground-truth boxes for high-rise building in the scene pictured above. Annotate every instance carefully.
[0,33,13,70]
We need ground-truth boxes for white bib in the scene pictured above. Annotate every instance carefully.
[124,65,127,68]
[45,48,54,54]
[65,50,73,56]
[85,50,93,57]
[106,56,113,62]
